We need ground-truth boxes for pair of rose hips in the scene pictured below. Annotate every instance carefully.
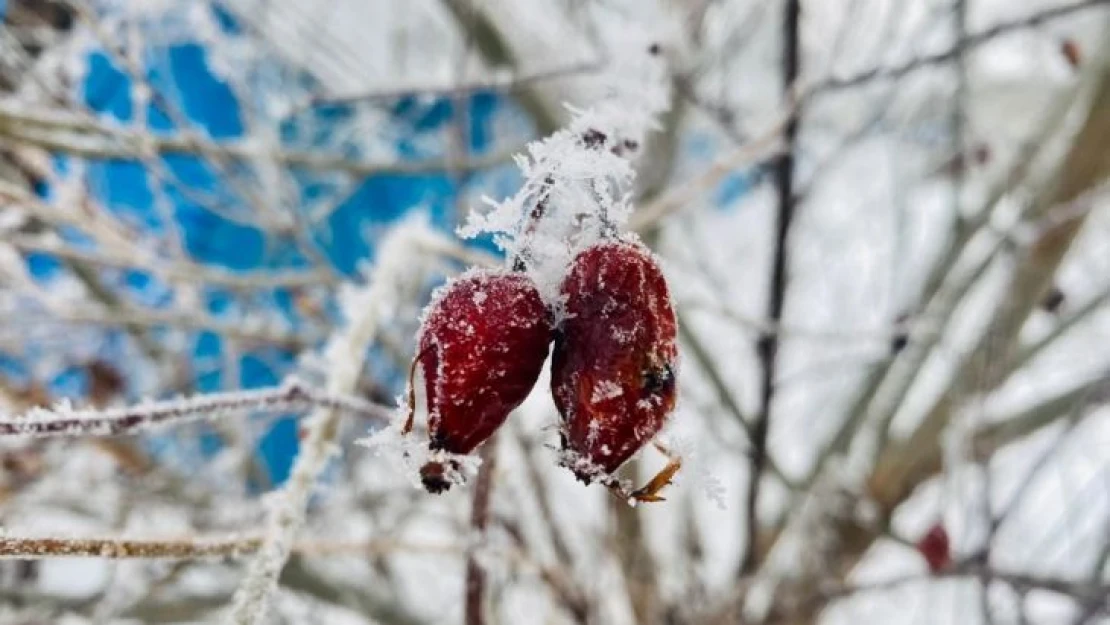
[403,238,680,503]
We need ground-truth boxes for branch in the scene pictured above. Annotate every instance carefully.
[4,301,314,349]
[808,0,1110,94]
[630,108,790,232]
[439,0,563,135]
[225,224,420,624]
[304,60,603,109]
[872,49,1110,511]
[0,102,517,177]
[3,233,336,290]
[0,535,261,560]
[819,561,1110,603]
[741,0,801,578]
[0,378,392,439]
[0,535,458,560]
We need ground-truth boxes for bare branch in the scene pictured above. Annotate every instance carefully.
[808,0,1110,95]
[304,59,604,110]
[741,0,801,579]
[0,103,519,177]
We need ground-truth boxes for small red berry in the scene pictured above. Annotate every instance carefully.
[409,271,551,493]
[916,523,951,573]
[551,240,679,498]
[1061,39,1081,69]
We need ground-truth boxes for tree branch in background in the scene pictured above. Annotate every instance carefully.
[226,227,419,625]
[464,435,499,625]
[808,0,1110,94]
[303,60,604,110]
[740,0,801,578]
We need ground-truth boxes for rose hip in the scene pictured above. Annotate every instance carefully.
[406,271,551,493]
[551,240,679,502]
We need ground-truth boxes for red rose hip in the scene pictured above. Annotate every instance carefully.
[406,270,551,493]
[551,240,680,502]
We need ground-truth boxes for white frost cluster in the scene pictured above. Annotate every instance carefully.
[660,432,728,511]
[355,417,483,491]
[457,41,670,305]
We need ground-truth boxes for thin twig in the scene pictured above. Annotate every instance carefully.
[630,108,789,232]
[3,233,335,289]
[807,0,1110,95]
[226,226,419,625]
[740,0,801,578]
[303,60,603,110]
[0,378,391,438]
[0,535,461,560]
[0,535,262,560]
[3,302,313,349]
[818,561,1110,603]
[0,101,517,176]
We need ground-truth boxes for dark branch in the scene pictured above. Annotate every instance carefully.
[741,0,801,578]
[809,0,1110,95]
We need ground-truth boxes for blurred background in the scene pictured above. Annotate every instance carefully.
[0,0,1108,623]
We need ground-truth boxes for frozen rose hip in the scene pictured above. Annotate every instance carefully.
[551,240,680,502]
[406,271,551,494]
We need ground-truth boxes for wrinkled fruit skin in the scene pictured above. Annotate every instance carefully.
[552,240,678,482]
[415,271,551,493]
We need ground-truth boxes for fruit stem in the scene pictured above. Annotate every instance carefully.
[511,175,556,272]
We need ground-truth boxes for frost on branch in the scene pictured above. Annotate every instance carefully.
[0,378,390,439]
[226,218,430,625]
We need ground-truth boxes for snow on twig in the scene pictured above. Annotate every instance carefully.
[225,220,426,625]
[456,37,670,303]
[0,378,391,438]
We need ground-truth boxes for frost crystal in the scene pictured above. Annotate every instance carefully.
[591,379,624,403]
[661,433,727,511]
[457,40,669,306]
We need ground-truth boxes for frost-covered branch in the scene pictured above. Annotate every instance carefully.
[0,534,458,560]
[0,102,517,177]
[0,378,391,438]
[305,59,604,109]
[226,222,424,625]
[4,301,315,348]
[4,232,335,290]
[0,534,262,560]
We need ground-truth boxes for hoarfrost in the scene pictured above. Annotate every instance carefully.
[591,379,624,403]
[456,30,670,306]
